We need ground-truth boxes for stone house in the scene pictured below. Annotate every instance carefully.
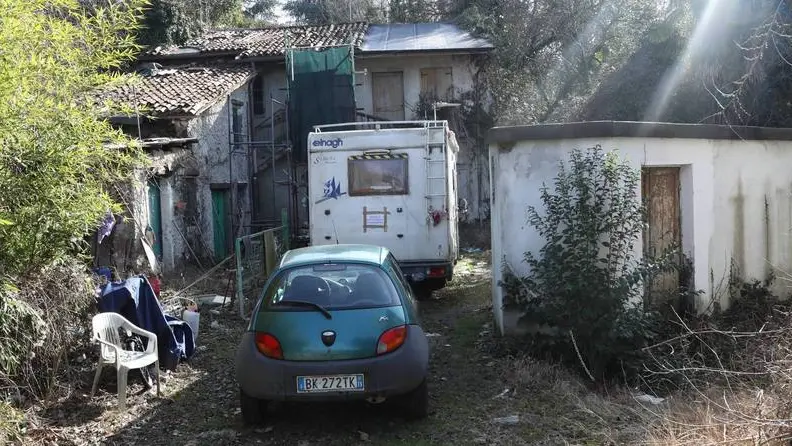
[97,64,256,273]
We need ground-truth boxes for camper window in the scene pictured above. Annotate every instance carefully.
[348,157,409,196]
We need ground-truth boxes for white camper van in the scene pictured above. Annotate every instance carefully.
[307,121,460,297]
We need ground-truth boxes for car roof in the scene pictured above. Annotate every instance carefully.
[279,244,389,269]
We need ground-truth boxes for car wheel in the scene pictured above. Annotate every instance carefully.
[398,380,429,420]
[240,388,268,425]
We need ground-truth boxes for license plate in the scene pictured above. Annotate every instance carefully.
[296,374,365,393]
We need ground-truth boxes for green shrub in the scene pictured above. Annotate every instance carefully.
[501,145,677,379]
[0,0,148,277]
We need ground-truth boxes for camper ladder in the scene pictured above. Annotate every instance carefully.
[424,127,447,225]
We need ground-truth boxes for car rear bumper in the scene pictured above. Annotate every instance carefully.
[236,325,429,402]
[398,260,454,283]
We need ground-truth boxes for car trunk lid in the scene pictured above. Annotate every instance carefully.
[254,305,406,361]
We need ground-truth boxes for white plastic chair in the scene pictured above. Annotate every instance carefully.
[90,312,160,409]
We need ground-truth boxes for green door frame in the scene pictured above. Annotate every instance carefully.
[211,187,230,262]
[147,179,163,259]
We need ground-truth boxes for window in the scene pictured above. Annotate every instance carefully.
[260,263,400,311]
[231,100,244,144]
[420,67,453,101]
[252,76,265,115]
[348,155,409,196]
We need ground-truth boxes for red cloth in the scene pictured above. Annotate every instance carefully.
[149,276,161,298]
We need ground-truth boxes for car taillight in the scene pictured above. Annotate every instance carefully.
[376,325,407,355]
[427,266,446,278]
[255,332,283,359]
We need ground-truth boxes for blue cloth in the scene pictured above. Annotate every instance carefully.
[93,267,113,282]
[98,276,184,370]
[165,316,195,360]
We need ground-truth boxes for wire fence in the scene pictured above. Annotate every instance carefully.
[235,214,289,318]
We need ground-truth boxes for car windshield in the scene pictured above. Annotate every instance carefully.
[261,263,400,311]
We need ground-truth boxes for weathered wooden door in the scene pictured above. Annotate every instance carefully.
[211,189,229,262]
[372,72,405,120]
[642,167,681,307]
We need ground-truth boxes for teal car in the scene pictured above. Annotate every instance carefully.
[235,244,430,423]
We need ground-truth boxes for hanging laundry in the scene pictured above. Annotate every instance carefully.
[97,211,116,244]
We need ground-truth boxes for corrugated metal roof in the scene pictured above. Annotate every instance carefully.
[360,23,493,53]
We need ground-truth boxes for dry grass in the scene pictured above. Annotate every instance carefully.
[0,401,25,444]
[640,285,792,446]
[503,355,652,445]
[646,387,792,445]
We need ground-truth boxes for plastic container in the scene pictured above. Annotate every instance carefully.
[182,308,200,342]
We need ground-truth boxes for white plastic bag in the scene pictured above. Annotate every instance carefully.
[182,308,200,342]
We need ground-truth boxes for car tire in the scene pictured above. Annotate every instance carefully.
[240,388,267,425]
[399,380,429,420]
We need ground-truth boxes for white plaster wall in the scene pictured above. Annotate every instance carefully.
[158,178,177,272]
[710,141,792,303]
[490,136,792,335]
[355,54,478,119]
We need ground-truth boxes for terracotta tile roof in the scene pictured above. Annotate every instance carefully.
[98,64,256,117]
[148,22,369,58]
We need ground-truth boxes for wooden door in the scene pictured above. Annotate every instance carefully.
[642,167,681,307]
[372,72,405,120]
[212,189,229,262]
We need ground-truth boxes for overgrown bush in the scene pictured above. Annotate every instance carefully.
[0,262,96,400]
[643,270,785,392]
[501,146,676,379]
[0,281,46,379]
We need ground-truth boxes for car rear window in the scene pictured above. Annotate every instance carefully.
[260,263,401,311]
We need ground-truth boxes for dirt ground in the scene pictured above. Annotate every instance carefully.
[22,251,653,446]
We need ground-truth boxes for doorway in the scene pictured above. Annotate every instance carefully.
[642,167,682,307]
[211,188,231,262]
[147,179,163,259]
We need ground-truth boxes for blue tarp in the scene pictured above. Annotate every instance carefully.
[97,276,193,370]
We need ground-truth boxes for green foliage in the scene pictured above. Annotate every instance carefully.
[0,0,146,276]
[82,0,277,47]
[501,146,676,379]
[283,0,387,25]
[451,0,663,125]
